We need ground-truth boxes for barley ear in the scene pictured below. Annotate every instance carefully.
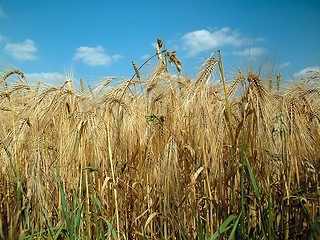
[132,60,141,80]
[157,38,163,49]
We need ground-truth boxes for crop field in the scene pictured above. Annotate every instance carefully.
[0,40,319,239]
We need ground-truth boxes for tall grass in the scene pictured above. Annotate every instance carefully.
[0,39,319,239]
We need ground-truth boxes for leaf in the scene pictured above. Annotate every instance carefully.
[245,159,261,201]
[57,178,67,221]
[94,195,103,212]
[228,212,242,240]
[74,200,84,230]
[53,225,65,240]
[246,159,267,239]
[100,217,118,240]
[209,214,237,240]
[197,213,205,240]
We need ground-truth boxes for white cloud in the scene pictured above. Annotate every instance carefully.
[141,54,150,60]
[73,45,123,66]
[181,27,245,56]
[233,47,266,57]
[0,6,6,18]
[279,62,290,69]
[5,39,38,60]
[111,54,123,62]
[293,66,320,79]
[25,72,66,85]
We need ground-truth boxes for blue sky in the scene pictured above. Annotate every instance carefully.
[0,0,319,86]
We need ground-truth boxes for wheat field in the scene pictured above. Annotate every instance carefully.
[0,41,319,239]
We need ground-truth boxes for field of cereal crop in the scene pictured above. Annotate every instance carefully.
[0,39,319,239]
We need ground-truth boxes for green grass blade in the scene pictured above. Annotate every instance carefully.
[74,200,84,234]
[53,225,65,240]
[94,195,103,213]
[57,178,67,221]
[41,206,54,238]
[209,214,237,240]
[245,159,261,201]
[245,159,267,239]
[240,136,246,238]
[197,213,205,240]
[100,217,118,240]
[227,212,242,240]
